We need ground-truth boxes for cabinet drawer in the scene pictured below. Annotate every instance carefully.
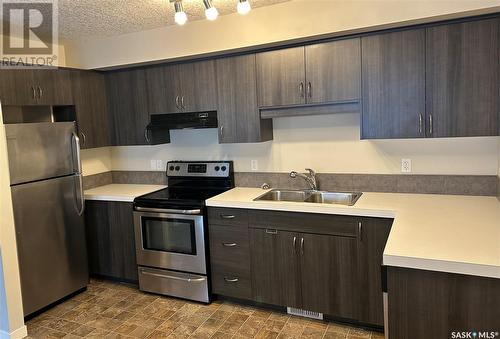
[248,210,358,237]
[208,207,248,227]
[211,269,252,300]
[209,225,250,274]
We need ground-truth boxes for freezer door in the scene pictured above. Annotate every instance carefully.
[11,175,88,316]
[6,122,78,185]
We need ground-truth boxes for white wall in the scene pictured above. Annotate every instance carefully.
[0,108,27,339]
[64,0,500,69]
[79,113,500,176]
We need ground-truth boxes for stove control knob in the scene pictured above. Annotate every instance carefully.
[169,166,175,171]
[175,166,180,171]
[214,166,220,171]
[221,166,227,172]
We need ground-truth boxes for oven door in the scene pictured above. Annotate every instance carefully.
[133,208,206,275]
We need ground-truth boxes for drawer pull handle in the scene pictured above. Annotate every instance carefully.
[222,242,237,247]
[224,277,239,283]
[266,229,278,234]
[220,214,235,219]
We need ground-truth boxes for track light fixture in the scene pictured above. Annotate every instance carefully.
[237,0,251,15]
[174,1,187,25]
[203,0,219,21]
[171,0,252,25]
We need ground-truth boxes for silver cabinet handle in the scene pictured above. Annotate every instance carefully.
[299,82,304,98]
[429,114,433,136]
[80,132,86,146]
[293,236,297,254]
[175,95,180,109]
[38,86,43,99]
[31,86,36,99]
[358,221,362,242]
[181,96,185,109]
[222,242,237,247]
[141,269,206,282]
[418,114,423,135]
[144,127,150,143]
[307,82,312,98]
[266,229,278,235]
[224,277,239,283]
[220,125,224,139]
[220,214,235,219]
[300,237,304,255]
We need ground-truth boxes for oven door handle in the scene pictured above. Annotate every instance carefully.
[140,270,206,283]
[135,207,202,215]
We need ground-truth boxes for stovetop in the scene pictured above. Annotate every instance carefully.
[134,161,234,210]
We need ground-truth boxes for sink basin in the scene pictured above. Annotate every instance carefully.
[304,191,362,206]
[254,189,310,202]
[254,189,362,206]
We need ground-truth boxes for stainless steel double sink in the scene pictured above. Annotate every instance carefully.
[254,189,363,206]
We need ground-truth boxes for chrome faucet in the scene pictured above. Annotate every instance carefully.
[289,168,318,191]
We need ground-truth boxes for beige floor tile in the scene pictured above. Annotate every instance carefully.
[262,319,287,333]
[218,313,249,334]
[326,323,350,335]
[347,328,371,338]
[301,326,326,339]
[255,329,280,339]
[71,324,96,337]
[323,332,347,339]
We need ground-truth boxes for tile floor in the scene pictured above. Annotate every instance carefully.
[26,279,384,339]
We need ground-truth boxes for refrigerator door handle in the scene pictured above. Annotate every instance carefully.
[71,132,85,216]
[71,132,82,175]
[75,174,85,216]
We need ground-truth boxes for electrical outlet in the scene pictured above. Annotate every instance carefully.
[401,159,412,173]
[251,160,259,171]
[156,160,164,171]
[150,160,157,170]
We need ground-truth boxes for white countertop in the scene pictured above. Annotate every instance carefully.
[84,184,167,203]
[206,188,500,279]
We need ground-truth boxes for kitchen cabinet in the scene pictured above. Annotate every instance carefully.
[426,18,499,137]
[256,39,361,109]
[0,68,73,105]
[388,267,500,339]
[361,29,426,139]
[357,218,393,326]
[85,201,138,283]
[146,60,217,114]
[215,54,273,143]
[106,69,150,146]
[71,70,110,149]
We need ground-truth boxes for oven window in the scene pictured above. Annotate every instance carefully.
[141,217,197,255]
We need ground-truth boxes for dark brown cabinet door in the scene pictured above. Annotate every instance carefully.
[85,201,138,283]
[257,47,306,107]
[106,69,150,146]
[250,228,300,308]
[305,38,361,104]
[146,64,180,114]
[34,69,73,105]
[361,29,426,139]
[71,70,110,149]
[216,54,273,143]
[0,69,37,105]
[300,233,358,319]
[357,218,392,326]
[426,18,499,137]
[179,60,217,113]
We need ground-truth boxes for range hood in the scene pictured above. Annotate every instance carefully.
[148,111,218,131]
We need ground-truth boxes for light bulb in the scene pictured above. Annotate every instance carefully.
[175,11,187,25]
[205,6,219,21]
[174,1,187,25]
[237,0,251,15]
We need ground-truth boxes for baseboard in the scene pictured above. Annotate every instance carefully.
[0,325,27,339]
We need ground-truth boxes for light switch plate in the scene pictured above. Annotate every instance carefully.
[251,160,259,171]
[401,159,412,173]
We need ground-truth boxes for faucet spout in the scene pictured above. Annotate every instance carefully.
[289,168,318,191]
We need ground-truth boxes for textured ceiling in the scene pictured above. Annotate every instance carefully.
[56,0,291,39]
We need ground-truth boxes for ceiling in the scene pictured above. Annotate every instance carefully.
[56,0,291,40]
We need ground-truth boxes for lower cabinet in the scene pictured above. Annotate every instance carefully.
[208,207,393,327]
[84,201,138,283]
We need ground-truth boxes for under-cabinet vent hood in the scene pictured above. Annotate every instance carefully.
[148,111,218,131]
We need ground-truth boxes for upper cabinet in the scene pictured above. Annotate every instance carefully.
[146,60,217,114]
[361,29,426,139]
[0,68,73,106]
[216,54,273,143]
[256,39,361,110]
[105,69,151,146]
[71,70,110,149]
[426,18,499,137]
[362,17,499,139]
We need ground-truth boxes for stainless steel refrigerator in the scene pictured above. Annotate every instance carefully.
[6,122,88,316]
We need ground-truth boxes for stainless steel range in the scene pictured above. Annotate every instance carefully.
[133,161,234,303]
